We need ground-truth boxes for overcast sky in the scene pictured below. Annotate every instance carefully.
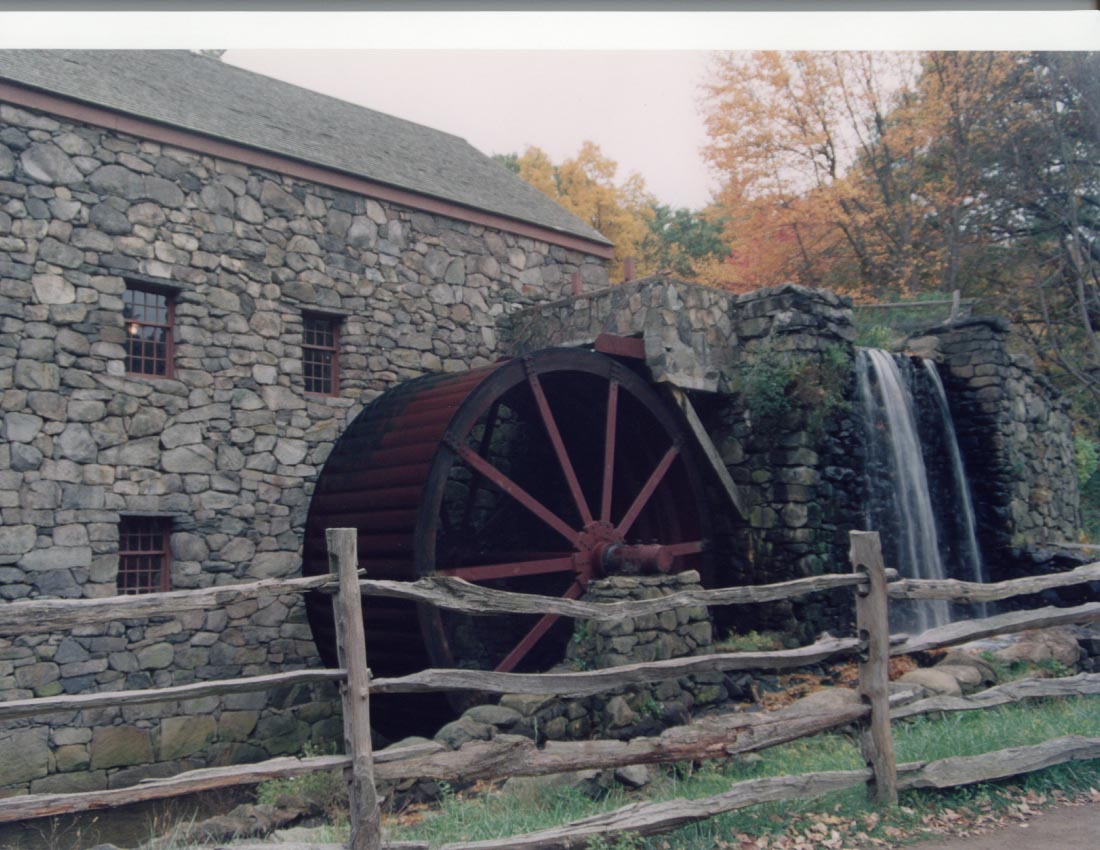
[224,50,718,210]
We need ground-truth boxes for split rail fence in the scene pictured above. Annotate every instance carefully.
[1,529,1100,850]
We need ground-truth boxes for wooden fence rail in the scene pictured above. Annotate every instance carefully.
[2,529,1099,850]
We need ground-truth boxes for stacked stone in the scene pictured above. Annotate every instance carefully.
[429,571,726,750]
[932,318,1079,570]
[716,285,862,640]
[0,101,608,794]
[508,275,737,391]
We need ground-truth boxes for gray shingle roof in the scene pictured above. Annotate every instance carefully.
[0,50,610,246]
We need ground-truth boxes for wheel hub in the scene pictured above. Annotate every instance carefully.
[573,520,673,583]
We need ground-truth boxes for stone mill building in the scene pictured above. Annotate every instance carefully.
[0,51,1082,797]
[0,50,613,794]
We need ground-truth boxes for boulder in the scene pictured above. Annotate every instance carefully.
[898,669,962,696]
[933,664,985,693]
[936,649,999,684]
[501,769,601,802]
[434,715,493,750]
[465,704,523,730]
[614,764,652,789]
[788,687,861,713]
[992,627,1081,669]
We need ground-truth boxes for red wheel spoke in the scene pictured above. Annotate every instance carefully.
[663,540,704,558]
[600,380,619,523]
[452,444,581,547]
[616,445,680,538]
[438,556,576,582]
[494,581,584,673]
[528,371,593,526]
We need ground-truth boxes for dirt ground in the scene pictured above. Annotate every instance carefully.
[896,800,1099,849]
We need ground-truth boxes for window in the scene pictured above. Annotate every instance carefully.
[303,314,340,395]
[117,517,171,594]
[123,284,173,377]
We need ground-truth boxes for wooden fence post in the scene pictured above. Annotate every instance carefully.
[328,528,382,850]
[850,530,898,805]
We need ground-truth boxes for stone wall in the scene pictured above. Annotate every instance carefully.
[921,318,1079,570]
[508,274,736,391]
[709,285,862,641]
[430,571,728,752]
[0,101,608,793]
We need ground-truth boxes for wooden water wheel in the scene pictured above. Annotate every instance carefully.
[302,347,712,736]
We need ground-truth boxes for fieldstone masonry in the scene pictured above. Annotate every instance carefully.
[0,100,608,795]
[432,571,728,752]
[913,318,1079,568]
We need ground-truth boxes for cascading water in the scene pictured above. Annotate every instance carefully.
[856,348,986,633]
[922,359,988,618]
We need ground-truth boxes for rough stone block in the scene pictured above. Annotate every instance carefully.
[89,725,154,769]
[0,727,49,786]
[159,714,217,760]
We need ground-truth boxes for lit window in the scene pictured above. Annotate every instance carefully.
[117,517,171,594]
[123,284,173,377]
[303,314,339,395]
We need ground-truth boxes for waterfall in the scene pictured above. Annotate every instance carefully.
[858,349,951,632]
[922,359,988,618]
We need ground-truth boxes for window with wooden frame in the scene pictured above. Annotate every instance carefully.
[117,517,172,594]
[302,313,340,395]
[123,283,174,377]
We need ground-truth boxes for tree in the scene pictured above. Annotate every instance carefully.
[701,51,928,298]
[639,203,729,280]
[512,142,653,281]
[701,49,1100,416]
[972,52,1100,412]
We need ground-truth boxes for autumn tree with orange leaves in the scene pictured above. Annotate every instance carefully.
[508,142,652,281]
[502,142,730,283]
[702,50,1100,414]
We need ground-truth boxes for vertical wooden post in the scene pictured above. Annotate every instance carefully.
[850,530,898,805]
[328,528,382,850]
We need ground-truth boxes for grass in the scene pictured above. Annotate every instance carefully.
[712,629,788,653]
[388,695,1100,849]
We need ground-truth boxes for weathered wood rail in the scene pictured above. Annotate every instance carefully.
[1,531,1098,850]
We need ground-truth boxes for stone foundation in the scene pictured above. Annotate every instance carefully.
[431,571,727,749]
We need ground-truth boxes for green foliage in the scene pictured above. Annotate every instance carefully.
[741,345,797,422]
[639,694,663,719]
[255,743,347,823]
[491,152,520,174]
[587,831,647,850]
[1074,434,1100,542]
[740,339,852,438]
[854,323,897,350]
[979,651,1074,683]
[640,203,728,279]
[714,629,786,653]
[1075,434,1099,487]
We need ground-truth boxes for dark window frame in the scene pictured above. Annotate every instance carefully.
[302,312,341,396]
[123,282,175,378]
[117,516,172,595]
